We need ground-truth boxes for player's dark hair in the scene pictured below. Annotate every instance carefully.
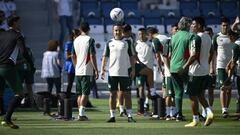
[147,27,158,34]
[80,22,90,33]
[192,16,205,28]
[221,17,230,24]
[204,27,213,33]
[123,24,132,32]
[7,15,20,27]
[138,27,146,32]
[171,23,178,28]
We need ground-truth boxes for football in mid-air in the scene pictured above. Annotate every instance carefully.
[110,8,124,22]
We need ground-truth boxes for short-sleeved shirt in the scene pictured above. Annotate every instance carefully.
[233,40,240,76]
[135,40,154,69]
[170,30,197,73]
[103,38,135,77]
[213,32,233,69]
[0,29,24,66]
[152,34,168,54]
[73,35,96,76]
[64,41,75,74]
[189,32,211,76]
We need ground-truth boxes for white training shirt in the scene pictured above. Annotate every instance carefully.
[135,40,154,69]
[214,32,233,69]
[73,35,95,76]
[189,32,212,76]
[103,38,135,77]
[155,34,169,76]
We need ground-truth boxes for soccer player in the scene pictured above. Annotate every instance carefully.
[213,17,233,118]
[169,17,194,121]
[184,16,214,127]
[64,29,80,98]
[16,46,35,108]
[201,27,216,118]
[117,24,135,117]
[0,15,35,129]
[72,22,98,121]
[162,23,178,120]
[224,30,240,120]
[101,23,136,122]
[135,27,154,115]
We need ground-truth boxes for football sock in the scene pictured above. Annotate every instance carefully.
[119,105,124,113]
[110,110,115,118]
[79,106,85,116]
[222,107,228,113]
[193,115,199,122]
[127,109,132,117]
[166,107,170,116]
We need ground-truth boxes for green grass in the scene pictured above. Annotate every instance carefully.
[1,98,240,135]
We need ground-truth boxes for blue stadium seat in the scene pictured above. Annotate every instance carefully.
[199,1,221,17]
[200,1,218,10]
[182,9,201,17]
[120,1,138,10]
[205,17,220,25]
[104,17,114,25]
[125,17,142,25]
[82,9,101,18]
[159,9,181,18]
[119,0,138,2]
[85,17,102,25]
[178,0,198,2]
[164,17,179,34]
[164,17,179,26]
[142,10,161,18]
[144,18,162,26]
[101,1,118,17]
[80,0,98,2]
[220,1,239,18]
[124,9,141,18]
[199,0,217,2]
[80,1,98,12]
[180,1,198,10]
[201,9,221,17]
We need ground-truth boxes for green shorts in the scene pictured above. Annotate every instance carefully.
[135,63,147,76]
[165,76,174,97]
[108,76,131,91]
[135,75,148,87]
[75,76,92,96]
[171,72,188,99]
[217,69,228,87]
[186,75,208,96]
[206,75,216,89]
[0,65,23,95]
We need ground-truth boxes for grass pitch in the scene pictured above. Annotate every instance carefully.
[0,98,240,135]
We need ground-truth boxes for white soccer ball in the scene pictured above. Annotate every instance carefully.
[110,8,124,22]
